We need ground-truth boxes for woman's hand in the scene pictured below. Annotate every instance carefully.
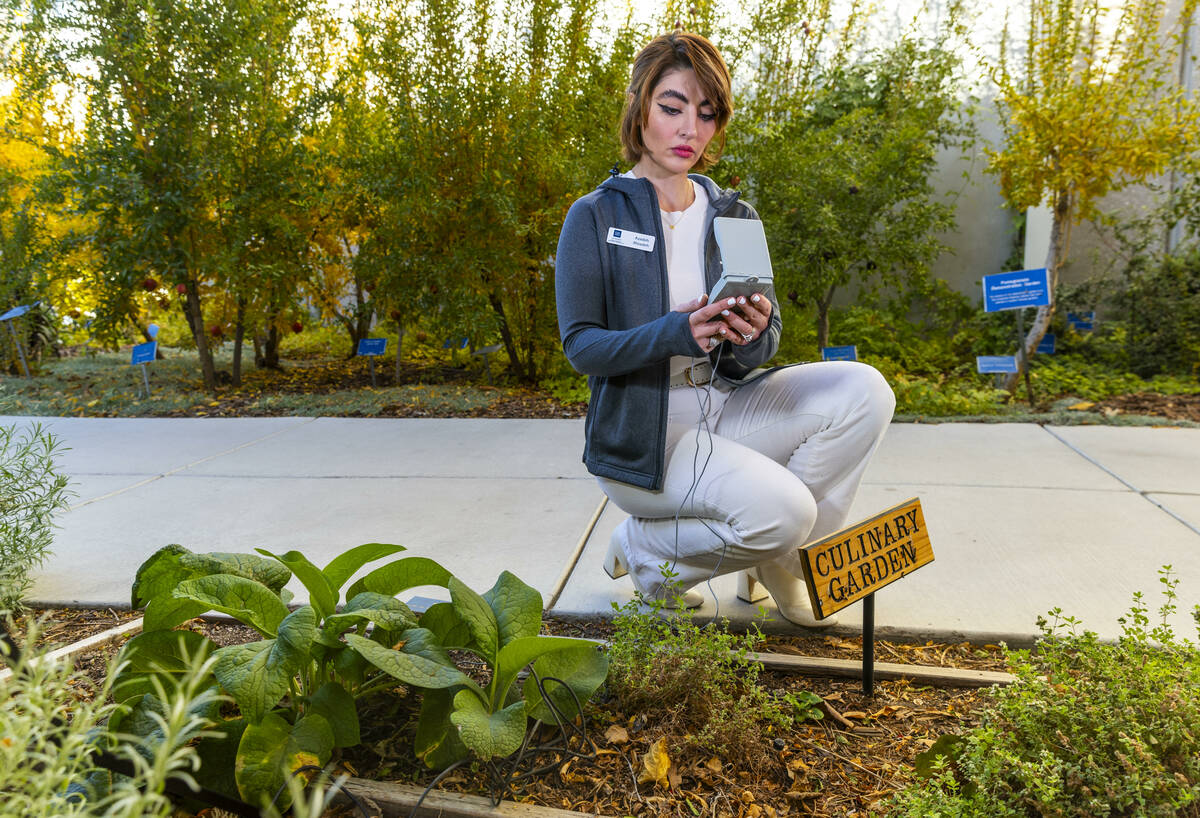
[720,293,772,346]
[674,293,771,352]
[674,294,734,353]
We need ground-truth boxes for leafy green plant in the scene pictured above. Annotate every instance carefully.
[0,423,72,611]
[121,543,607,808]
[1,618,338,818]
[892,568,1200,817]
[605,587,814,765]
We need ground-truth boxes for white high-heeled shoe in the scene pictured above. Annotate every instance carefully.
[736,562,836,628]
[603,537,704,609]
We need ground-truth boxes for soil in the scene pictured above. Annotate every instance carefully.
[1088,391,1200,423]
[17,607,1009,817]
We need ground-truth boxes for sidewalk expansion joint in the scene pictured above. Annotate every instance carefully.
[64,418,318,512]
[1042,426,1200,539]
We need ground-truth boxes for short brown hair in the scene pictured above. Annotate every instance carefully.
[619,32,733,172]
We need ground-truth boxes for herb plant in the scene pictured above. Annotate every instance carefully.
[120,543,607,809]
[605,588,814,766]
[0,423,72,611]
[893,568,1200,817]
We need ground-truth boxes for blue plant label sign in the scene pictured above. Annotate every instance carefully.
[1067,312,1095,331]
[976,355,1018,374]
[130,341,157,365]
[442,336,469,350]
[1037,333,1056,354]
[357,338,387,356]
[0,303,34,322]
[982,268,1051,312]
[821,344,858,362]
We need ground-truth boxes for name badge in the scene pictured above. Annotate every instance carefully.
[606,227,655,252]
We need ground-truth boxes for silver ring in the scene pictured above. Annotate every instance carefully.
[741,332,754,342]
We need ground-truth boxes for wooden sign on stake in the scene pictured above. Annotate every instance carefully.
[798,496,934,621]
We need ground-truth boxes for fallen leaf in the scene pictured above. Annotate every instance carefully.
[1067,401,1095,411]
[842,711,867,720]
[704,756,723,774]
[667,764,682,790]
[605,724,629,745]
[637,738,671,787]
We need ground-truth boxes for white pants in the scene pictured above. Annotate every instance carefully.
[598,361,896,599]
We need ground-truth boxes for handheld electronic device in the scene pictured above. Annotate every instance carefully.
[708,217,774,303]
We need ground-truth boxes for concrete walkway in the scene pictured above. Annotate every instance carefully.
[8,415,1200,645]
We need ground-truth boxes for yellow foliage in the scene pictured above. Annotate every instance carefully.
[987,0,1200,221]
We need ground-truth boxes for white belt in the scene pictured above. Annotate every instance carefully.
[668,361,713,388]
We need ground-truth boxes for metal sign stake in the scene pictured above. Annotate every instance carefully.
[141,362,152,397]
[862,593,876,697]
[1017,309,1034,405]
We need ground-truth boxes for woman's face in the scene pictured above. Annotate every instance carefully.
[637,67,717,178]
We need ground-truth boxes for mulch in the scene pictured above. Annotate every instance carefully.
[1088,391,1200,423]
[10,608,1008,817]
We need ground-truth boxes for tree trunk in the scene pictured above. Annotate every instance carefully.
[232,297,246,387]
[815,285,836,351]
[1001,190,1073,393]
[182,281,217,392]
[394,321,405,384]
[488,292,530,382]
[263,323,280,370]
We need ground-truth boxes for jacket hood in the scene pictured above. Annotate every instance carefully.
[598,172,741,213]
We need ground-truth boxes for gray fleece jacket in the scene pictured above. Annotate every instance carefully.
[555,172,783,490]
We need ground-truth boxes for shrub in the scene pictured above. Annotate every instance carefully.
[605,585,819,766]
[1118,245,1200,378]
[0,423,72,611]
[891,569,1200,817]
[0,618,343,818]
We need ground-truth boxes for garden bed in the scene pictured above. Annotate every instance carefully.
[17,607,1008,817]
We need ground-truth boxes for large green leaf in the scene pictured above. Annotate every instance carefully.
[308,681,359,748]
[235,712,333,810]
[414,687,468,769]
[317,592,417,648]
[213,606,317,722]
[113,630,216,703]
[185,552,292,593]
[322,542,406,593]
[194,717,248,799]
[131,544,195,608]
[450,577,498,666]
[343,633,476,692]
[494,636,604,709]
[524,642,609,724]
[256,549,336,619]
[418,602,474,649]
[394,627,457,668]
[333,644,368,688]
[173,574,292,637]
[345,556,452,600]
[143,595,210,633]
[482,571,542,648]
[449,689,527,760]
[133,545,292,609]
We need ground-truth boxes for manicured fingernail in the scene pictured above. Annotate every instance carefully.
[719,327,727,334]
[751,294,761,302]
[738,297,746,304]
[727,298,736,306]
[722,309,730,316]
